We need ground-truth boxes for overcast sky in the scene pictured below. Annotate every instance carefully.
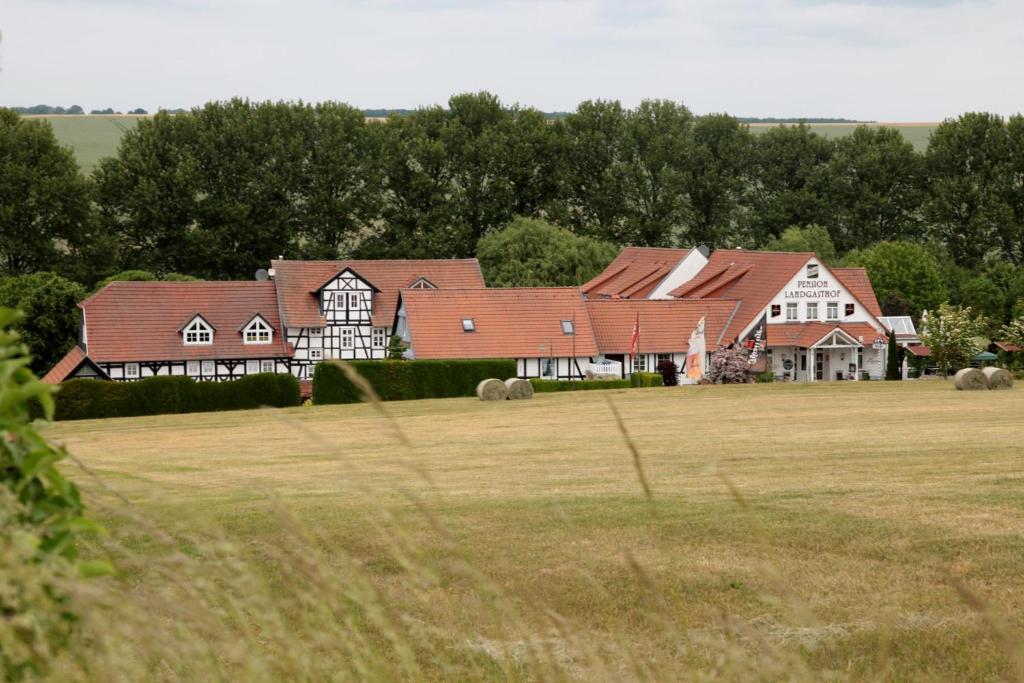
[3,0,1022,120]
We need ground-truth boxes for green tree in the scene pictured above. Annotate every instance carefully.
[746,124,832,244]
[885,328,901,380]
[999,316,1024,349]
[924,113,1015,267]
[684,114,753,247]
[818,126,925,252]
[958,275,1004,334]
[920,303,985,377]
[387,334,407,360]
[0,273,85,375]
[842,241,946,318]
[762,225,837,264]
[0,109,97,278]
[476,217,618,287]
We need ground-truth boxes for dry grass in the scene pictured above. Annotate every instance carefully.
[41,380,1024,681]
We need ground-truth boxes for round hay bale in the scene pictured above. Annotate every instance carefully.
[953,367,987,391]
[476,378,508,401]
[504,377,534,400]
[982,366,1014,390]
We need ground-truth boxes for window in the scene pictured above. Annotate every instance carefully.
[462,318,475,332]
[187,360,200,375]
[372,327,386,348]
[806,302,818,320]
[341,328,354,349]
[243,317,272,344]
[632,355,648,372]
[348,293,360,309]
[409,277,436,289]
[561,320,574,335]
[656,353,671,370]
[771,304,781,318]
[542,358,553,377]
[826,302,839,320]
[310,348,323,360]
[845,303,855,317]
[183,317,213,345]
[125,363,139,378]
[309,327,323,336]
[786,303,798,321]
[246,360,259,374]
[806,263,819,279]
[260,359,275,373]
[201,360,215,375]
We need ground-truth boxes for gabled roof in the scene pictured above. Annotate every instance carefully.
[312,266,381,294]
[585,299,741,354]
[670,250,813,341]
[81,281,291,362]
[833,268,884,318]
[41,345,109,384]
[581,247,689,299]
[765,322,884,348]
[177,312,215,332]
[271,259,485,328]
[402,288,598,359]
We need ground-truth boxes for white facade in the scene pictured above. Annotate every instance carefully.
[647,249,710,300]
[516,356,595,380]
[99,357,291,382]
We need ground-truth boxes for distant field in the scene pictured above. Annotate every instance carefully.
[43,381,1024,680]
[27,114,143,174]
[27,114,938,174]
[749,122,937,151]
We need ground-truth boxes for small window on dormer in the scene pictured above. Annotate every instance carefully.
[243,316,273,344]
[806,263,819,279]
[410,277,437,289]
[183,317,213,345]
[462,318,475,332]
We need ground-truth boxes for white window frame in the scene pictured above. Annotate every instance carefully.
[462,318,475,332]
[348,293,360,309]
[340,328,355,349]
[826,302,839,321]
[243,316,273,345]
[309,327,323,336]
[260,359,275,373]
[806,302,818,320]
[125,362,139,378]
[201,360,215,375]
[786,303,798,321]
[309,348,323,360]
[561,320,574,335]
[183,317,213,345]
[372,327,386,348]
[186,360,200,376]
[632,355,648,373]
[246,360,259,374]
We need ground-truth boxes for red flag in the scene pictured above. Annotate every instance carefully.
[629,312,639,358]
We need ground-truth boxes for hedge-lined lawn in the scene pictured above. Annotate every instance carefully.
[45,381,1024,680]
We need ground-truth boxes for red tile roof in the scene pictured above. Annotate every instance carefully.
[402,288,598,359]
[907,344,931,357]
[81,281,292,362]
[765,322,885,348]
[671,250,812,341]
[41,345,88,384]
[585,299,741,353]
[582,247,689,299]
[993,341,1022,353]
[271,259,485,328]
[832,268,884,318]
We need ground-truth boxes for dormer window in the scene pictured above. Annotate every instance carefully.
[409,277,437,289]
[243,316,273,344]
[462,318,476,332]
[183,316,213,345]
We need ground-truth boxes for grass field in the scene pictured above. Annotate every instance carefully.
[41,380,1024,681]
[27,115,938,174]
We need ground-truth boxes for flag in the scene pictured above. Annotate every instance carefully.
[684,316,706,383]
[629,312,640,359]
[742,313,768,371]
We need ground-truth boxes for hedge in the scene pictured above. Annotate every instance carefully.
[630,372,663,388]
[312,359,517,405]
[529,378,631,392]
[54,373,301,421]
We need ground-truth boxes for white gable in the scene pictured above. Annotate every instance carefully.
[648,249,710,299]
[762,257,883,331]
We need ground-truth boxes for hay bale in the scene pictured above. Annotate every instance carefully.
[504,377,534,400]
[982,366,1014,390]
[953,367,987,390]
[476,378,508,401]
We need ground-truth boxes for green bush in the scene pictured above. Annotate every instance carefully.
[530,378,631,392]
[312,359,517,405]
[54,373,300,421]
[755,371,775,383]
[630,372,663,388]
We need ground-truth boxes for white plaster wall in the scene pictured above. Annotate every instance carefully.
[648,250,709,299]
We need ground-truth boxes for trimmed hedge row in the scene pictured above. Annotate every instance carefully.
[312,359,517,404]
[630,372,663,388]
[530,378,631,392]
[54,373,301,421]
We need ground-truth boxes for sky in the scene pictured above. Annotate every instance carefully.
[3,0,1022,120]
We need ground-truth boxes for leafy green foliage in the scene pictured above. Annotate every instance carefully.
[529,378,630,392]
[312,359,517,404]
[997,317,1024,349]
[842,241,946,319]
[920,303,986,377]
[476,217,617,287]
[53,373,301,421]
[630,371,664,388]
[387,334,407,360]
[885,329,901,381]
[761,225,837,264]
[0,272,86,374]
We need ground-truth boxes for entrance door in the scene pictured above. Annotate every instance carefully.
[815,352,824,381]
